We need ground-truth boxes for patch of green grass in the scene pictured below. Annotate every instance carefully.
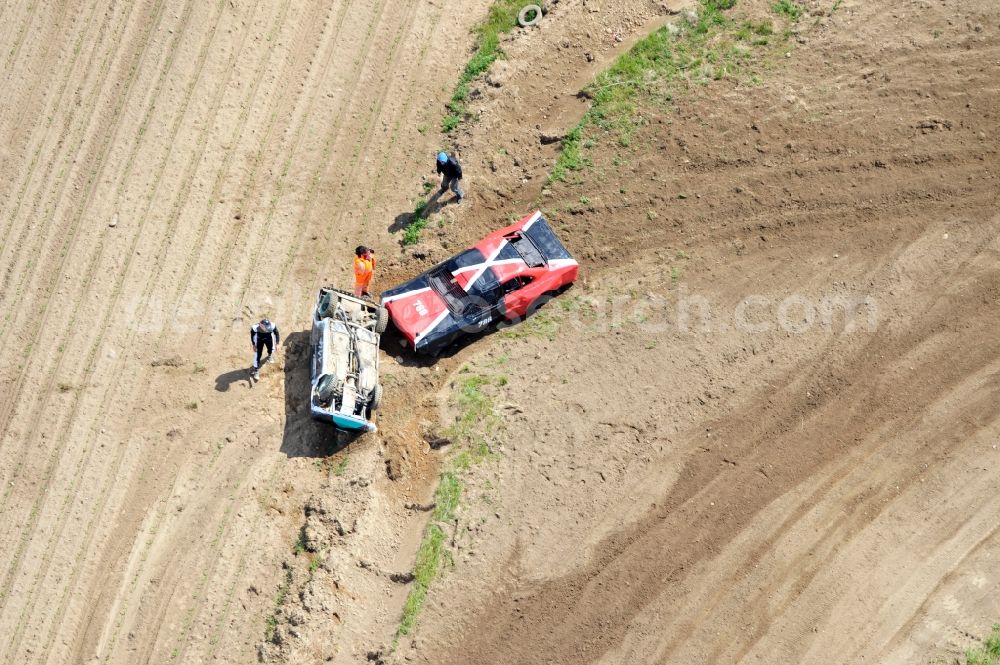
[402,198,430,245]
[547,0,782,185]
[441,112,461,132]
[264,565,293,642]
[292,527,308,555]
[557,296,580,312]
[446,374,502,449]
[395,372,505,642]
[735,18,773,41]
[771,0,803,20]
[502,310,559,341]
[333,455,349,477]
[442,0,526,133]
[965,624,1000,665]
[308,556,323,573]
[550,125,586,183]
[433,471,462,522]
[397,524,446,637]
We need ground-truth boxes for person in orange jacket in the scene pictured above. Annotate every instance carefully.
[353,245,376,298]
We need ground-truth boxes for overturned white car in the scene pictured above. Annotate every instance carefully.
[309,287,387,432]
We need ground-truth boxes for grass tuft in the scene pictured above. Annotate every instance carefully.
[402,198,430,245]
[395,373,505,641]
[965,624,1000,665]
[547,0,785,186]
[771,0,803,20]
[442,0,526,132]
[397,525,445,636]
[264,565,293,642]
[292,527,308,555]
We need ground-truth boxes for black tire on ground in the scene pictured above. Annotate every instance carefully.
[518,4,542,27]
[374,306,389,334]
[369,383,383,413]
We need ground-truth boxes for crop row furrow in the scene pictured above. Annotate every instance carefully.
[0,0,164,448]
[276,0,430,297]
[0,0,201,643]
[0,0,126,341]
[1,1,249,661]
[0,0,168,538]
[226,0,393,334]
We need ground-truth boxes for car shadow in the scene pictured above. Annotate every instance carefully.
[279,331,361,458]
[214,367,252,392]
[378,316,505,367]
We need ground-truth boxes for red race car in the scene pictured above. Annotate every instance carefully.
[381,210,578,354]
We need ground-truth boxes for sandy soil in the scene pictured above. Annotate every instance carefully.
[390,1,1000,664]
[0,0,494,662]
[1,0,998,664]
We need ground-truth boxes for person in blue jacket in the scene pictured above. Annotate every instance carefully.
[435,152,464,204]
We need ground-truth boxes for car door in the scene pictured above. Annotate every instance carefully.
[499,274,538,320]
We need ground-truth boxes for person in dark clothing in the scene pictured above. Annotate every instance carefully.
[436,151,464,203]
[250,318,280,378]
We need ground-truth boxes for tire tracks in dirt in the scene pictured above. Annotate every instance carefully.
[1,2,271,662]
[0,0,235,660]
[281,0,445,305]
[0,0,135,431]
[0,0,172,585]
[431,223,1000,665]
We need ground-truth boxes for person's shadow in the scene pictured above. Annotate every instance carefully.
[279,331,361,458]
[215,367,252,392]
[387,188,454,234]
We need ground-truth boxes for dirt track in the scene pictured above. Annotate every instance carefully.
[0,0,492,662]
[384,0,1000,663]
[1,0,998,664]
